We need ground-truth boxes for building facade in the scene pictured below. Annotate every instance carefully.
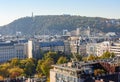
[50,62,94,82]
[110,42,120,56]
[0,40,32,63]
[39,41,70,54]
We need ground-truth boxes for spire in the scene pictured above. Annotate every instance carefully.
[32,12,34,18]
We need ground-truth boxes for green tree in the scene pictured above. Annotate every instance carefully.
[0,63,10,78]
[24,58,36,76]
[41,58,54,76]
[57,56,67,64]
[75,54,82,61]
[19,60,26,69]
[44,51,58,63]
[110,52,115,58]
[101,51,115,59]
[87,54,96,60]
[36,60,43,74]
[10,58,20,67]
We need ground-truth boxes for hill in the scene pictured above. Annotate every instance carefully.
[0,15,120,35]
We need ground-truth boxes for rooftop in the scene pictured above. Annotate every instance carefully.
[40,41,64,47]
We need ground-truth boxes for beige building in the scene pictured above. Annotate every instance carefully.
[69,36,86,55]
[86,43,97,56]
[96,41,110,57]
[50,62,93,82]
[0,40,32,63]
[69,36,79,54]
[86,41,120,57]
[110,42,120,56]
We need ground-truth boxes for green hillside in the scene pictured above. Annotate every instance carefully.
[0,15,120,35]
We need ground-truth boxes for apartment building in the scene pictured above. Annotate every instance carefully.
[110,42,120,56]
[50,62,93,82]
[96,41,110,57]
[86,43,97,56]
[50,56,120,82]
[0,40,32,63]
[86,41,120,57]
[69,36,86,55]
[39,41,70,54]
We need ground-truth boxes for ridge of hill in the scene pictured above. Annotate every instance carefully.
[0,15,120,35]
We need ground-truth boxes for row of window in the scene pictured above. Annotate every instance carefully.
[56,73,77,82]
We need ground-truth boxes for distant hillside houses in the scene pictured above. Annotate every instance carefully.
[0,15,120,35]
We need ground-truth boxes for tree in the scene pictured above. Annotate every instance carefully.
[110,52,115,58]
[0,63,10,78]
[19,60,26,69]
[8,67,24,78]
[94,69,105,76]
[0,76,4,80]
[75,54,82,61]
[87,54,96,60]
[10,58,20,67]
[36,60,44,74]
[24,58,36,76]
[101,51,115,59]
[57,56,67,64]
[44,51,58,63]
[41,58,54,76]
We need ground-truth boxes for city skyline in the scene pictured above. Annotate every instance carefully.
[0,0,120,26]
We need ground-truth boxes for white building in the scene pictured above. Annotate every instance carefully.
[0,40,32,63]
[96,41,110,57]
[86,43,97,56]
[76,28,81,36]
[110,42,120,56]
[50,62,93,82]
[86,41,120,57]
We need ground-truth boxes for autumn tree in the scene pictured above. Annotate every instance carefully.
[41,58,54,76]
[10,58,20,67]
[57,56,67,64]
[101,51,115,59]
[24,58,36,77]
[0,76,4,81]
[8,67,24,78]
[36,60,44,77]
[94,69,105,76]
[87,54,96,61]
[44,51,58,62]
[0,63,10,78]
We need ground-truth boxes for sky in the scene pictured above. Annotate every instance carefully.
[0,0,120,26]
